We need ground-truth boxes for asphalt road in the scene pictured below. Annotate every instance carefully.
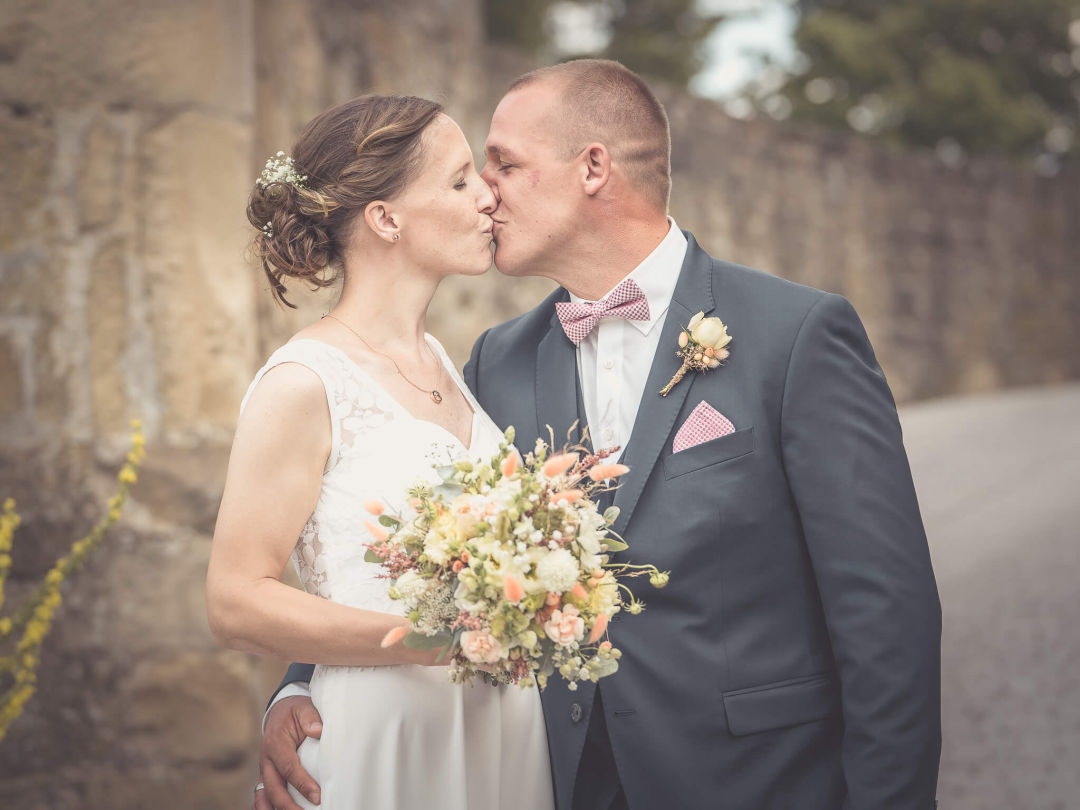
[899,383,1080,810]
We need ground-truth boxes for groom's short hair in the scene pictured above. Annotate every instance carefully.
[510,59,672,212]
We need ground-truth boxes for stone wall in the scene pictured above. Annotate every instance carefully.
[0,0,1076,806]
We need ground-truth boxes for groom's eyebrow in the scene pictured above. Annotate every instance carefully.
[486,144,519,162]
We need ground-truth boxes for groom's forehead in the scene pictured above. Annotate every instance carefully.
[486,93,560,156]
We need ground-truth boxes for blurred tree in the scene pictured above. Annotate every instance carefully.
[753,0,1080,168]
[482,0,726,89]
[601,0,726,88]
[483,0,555,55]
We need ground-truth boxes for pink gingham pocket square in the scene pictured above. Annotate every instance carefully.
[672,401,735,453]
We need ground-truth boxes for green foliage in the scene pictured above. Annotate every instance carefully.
[761,0,1080,164]
[0,421,145,742]
[483,0,555,54]
[601,0,726,88]
[482,0,725,88]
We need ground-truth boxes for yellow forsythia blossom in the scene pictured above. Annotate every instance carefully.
[0,420,145,741]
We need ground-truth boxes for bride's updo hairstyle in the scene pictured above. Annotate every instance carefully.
[247,95,443,307]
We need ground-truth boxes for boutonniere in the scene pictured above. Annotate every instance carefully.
[659,312,732,396]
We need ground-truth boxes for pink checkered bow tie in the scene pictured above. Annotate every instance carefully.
[555,278,651,346]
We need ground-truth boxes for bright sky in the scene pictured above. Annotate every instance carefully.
[692,0,800,100]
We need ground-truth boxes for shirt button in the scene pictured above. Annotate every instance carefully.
[603,429,615,442]
[570,703,583,723]
[603,359,614,370]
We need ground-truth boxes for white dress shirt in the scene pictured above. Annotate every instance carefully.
[570,219,688,462]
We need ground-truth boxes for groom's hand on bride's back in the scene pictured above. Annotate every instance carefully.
[257,695,323,809]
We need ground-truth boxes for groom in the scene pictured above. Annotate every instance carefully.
[257,60,941,810]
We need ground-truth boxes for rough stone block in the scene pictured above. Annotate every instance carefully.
[123,650,256,767]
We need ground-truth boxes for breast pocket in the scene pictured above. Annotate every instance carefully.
[662,426,755,480]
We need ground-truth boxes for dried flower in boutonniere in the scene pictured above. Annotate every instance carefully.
[659,312,732,397]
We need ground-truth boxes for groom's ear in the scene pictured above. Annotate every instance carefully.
[363,201,400,244]
[580,143,611,197]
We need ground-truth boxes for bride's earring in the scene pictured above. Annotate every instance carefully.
[393,233,400,241]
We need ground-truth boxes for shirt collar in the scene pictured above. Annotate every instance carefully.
[568,218,688,336]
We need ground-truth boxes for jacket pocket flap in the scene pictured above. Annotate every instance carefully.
[662,427,755,480]
[722,673,839,737]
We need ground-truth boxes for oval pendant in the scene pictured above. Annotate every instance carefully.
[431,390,443,404]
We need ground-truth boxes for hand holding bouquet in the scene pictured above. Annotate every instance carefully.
[365,427,668,691]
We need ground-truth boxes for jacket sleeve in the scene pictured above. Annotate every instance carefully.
[266,662,316,711]
[463,327,490,400]
[780,293,941,809]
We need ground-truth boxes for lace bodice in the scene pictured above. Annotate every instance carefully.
[238,336,506,614]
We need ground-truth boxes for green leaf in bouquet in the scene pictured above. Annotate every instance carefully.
[591,656,619,679]
[364,548,385,563]
[503,425,515,445]
[603,506,621,525]
[434,482,463,499]
[435,464,458,480]
[537,641,556,678]
[378,514,401,528]
[454,461,474,473]
[601,534,629,552]
[402,631,455,651]
[495,513,512,541]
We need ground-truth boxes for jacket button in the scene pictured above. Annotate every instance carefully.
[570,702,583,723]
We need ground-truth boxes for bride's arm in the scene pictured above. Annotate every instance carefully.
[206,362,434,666]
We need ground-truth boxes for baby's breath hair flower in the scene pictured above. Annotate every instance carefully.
[256,151,308,189]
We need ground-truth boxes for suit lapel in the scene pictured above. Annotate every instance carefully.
[611,235,716,537]
[534,294,583,449]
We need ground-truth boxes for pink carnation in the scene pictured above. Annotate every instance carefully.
[460,629,503,664]
[543,604,585,647]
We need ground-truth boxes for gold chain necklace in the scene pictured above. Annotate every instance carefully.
[323,313,444,404]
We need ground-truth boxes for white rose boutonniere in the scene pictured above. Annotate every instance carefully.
[658,311,732,396]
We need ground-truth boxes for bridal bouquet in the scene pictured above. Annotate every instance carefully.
[364,427,668,690]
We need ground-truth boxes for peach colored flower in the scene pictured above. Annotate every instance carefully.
[380,624,408,648]
[543,605,585,647]
[452,560,465,573]
[587,613,609,643]
[501,451,520,477]
[550,489,584,505]
[542,452,579,478]
[460,629,503,664]
[545,592,561,606]
[599,640,612,651]
[364,520,388,543]
[588,463,630,481]
[503,574,525,604]
[571,582,588,601]
[363,499,385,515]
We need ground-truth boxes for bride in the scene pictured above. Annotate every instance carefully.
[205,95,554,810]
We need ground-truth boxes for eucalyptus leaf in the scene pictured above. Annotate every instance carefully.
[378,514,401,528]
[434,483,463,499]
[601,535,629,552]
[402,631,454,651]
[603,506,621,525]
[364,549,384,564]
[435,464,457,480]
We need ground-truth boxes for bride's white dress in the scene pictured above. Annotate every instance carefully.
[240,336,554,810]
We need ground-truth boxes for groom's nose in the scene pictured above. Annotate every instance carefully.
[480,164,500,203]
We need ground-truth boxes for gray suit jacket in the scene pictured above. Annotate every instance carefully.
[276,233,941,809]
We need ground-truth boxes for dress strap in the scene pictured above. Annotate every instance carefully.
[238,340,347,473]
